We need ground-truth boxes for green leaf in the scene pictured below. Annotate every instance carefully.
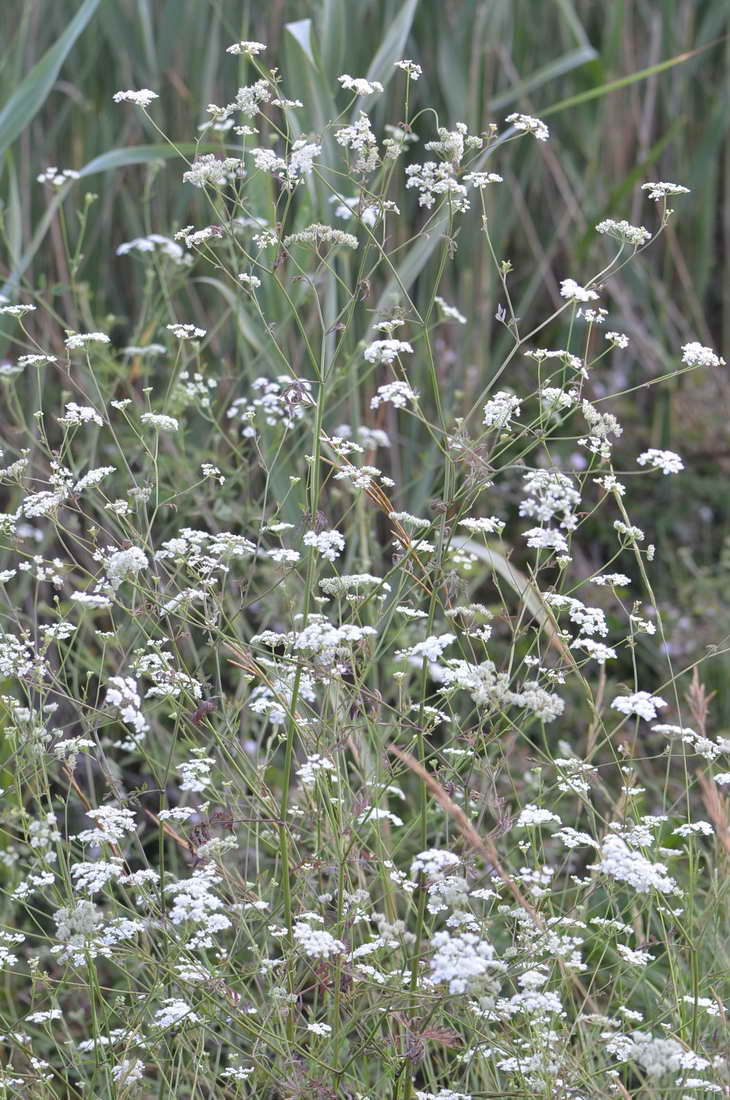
[540,41,716,117]
[363,0,419,90]
[0,0,101,162]
[319,0,346,81]
[284,19,337,141]
[79,142,222,178]
[489,46,598,112]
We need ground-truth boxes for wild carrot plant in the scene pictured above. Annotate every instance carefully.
[0,32,729,1100]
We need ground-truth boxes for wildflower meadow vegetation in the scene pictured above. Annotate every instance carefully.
[1,2,730,1097]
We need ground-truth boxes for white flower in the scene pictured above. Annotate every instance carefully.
[397,633,455,663]
[72,591,113,609]
[76,806,136,845]
[641,180,690,201]
[307,1021,332,1035]
[283,223,356,248]
[612,691,667,721]
[297,755,337,786]
[520,469,580,530]
[394,59,422,80]
[370,380,417,409]
[106,547,148,590]
[112,89,158,107]
[0,304,36,316]
[636,448,684,475]
[595,218,651,247]
[153,999,199,1029]
[435,296,467,323]
[457,516,505,535]
[364,338,413,365]
[140,413,179,432]
[74,466,115,493]
[37,166,79,187]
[627,1031,708,1077]
[167,322,206,339]
[523,527,569,554]
[178,755,214,793]
[303,529,345,563]
[617,944,653,966]
[338,74,384,97]
[505,113,549,141]
[464,171,503,191]
[58,403,103,427]
[250,140,321,187]
[405,161,469,210]
[117,234,190,264]
[569,638,617,664]
[681,341,725,368]
[515,804,561,828]
[596,835,678,895]
[560,278,598,303]
[226,40,266,56]
[293,920,345,958]
[482,391,521,430]
[428,929,506,995]
[64,332,110,350]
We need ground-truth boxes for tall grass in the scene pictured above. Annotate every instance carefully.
[0,3,728,1097]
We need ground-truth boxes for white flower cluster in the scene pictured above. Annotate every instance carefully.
[595,835,678,895]
[105,546,148,591]
[293,918,345,958]
[428,930,506,995]
[559,278,598,303]
[297,755,337,786]
[335,113,380,174]
[363,338,413,365]
[505,112,549,140]
[482,391,521,431]
[249,139,321,187]
[165,866,232,949]
[58,403,103,428]
[303,529,345,563]
[113,89,158,107]
[641,180,690,201]
[105,676,149,743]
[612,691,667,721]
[228,376,313,437]
[338,74,384,96]
[405,161,469,211]
[681,341,725,368]
[637,448,684,475]
[76,806,136,846]
[117,233,191,264]
[596,218,652,247]
[370,381,417,409]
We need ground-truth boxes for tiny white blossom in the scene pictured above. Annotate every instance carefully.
[636,448,684,475]
[560,278,598,303]
[681,341,725,368]
[113,89,158,107]
[505,112,549,141]
[226,40,266,56]
[596,218,652,247]
[612,691,667,722]
[338,74,384,97]
[641,180,690,201]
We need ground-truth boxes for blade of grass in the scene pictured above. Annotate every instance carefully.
[0,0,101,162]
[540,39,722,116]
